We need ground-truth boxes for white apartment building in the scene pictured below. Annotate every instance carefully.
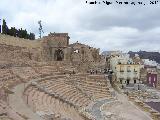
[116,64,141,85]
[109,52,141,85]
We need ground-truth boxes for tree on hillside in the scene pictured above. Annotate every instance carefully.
[21,29,28,39]
[8,27,17,36]
[0,19,1,33]
[2,19,35,40]
[17,28,23,38]
[29,33,35,40]
[2,19,8,34]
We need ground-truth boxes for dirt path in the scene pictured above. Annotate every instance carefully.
[103,92,153,120]
[8,83,43,120]
[87,76,153,120]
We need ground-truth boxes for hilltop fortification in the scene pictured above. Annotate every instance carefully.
[0,33,101,70]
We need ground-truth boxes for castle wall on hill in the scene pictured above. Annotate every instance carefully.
[0,34,42,62]
[41,33,71,61]
[0,34,41,48]
[0,33,102,69]
[69,42,101,63]
[0,44,42,62]
[42,33,69,47]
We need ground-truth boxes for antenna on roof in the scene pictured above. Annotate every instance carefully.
[38,20,44,38]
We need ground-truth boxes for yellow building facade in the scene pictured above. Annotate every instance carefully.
[116,64,140,85]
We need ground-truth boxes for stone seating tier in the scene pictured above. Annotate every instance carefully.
[23,72,110,120]
[24,86,86,120]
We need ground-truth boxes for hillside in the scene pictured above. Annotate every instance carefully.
[128,51,160,64]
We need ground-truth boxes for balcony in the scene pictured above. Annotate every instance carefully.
[127,77,131,79]
[119,77,124,79]
[134,72,138,74]
[127,70,131,72]
[120,70,124,72]
[133,77,138,80]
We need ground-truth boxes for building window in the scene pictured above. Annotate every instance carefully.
[127,66,131,72]
[120,79,122,84]
[74,49,79,53]
[154,77,156,82]
[120,67,124,72]
[120,72,124,75]
[149,77,151,84]
[127,79,130,85]
[134,68,137,72]
[134,80,136,84]
[134,71,137,74]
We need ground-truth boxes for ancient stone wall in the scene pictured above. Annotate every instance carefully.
[0,44,42,63]
[0,33,102,71]
[41,33,71,61]
[69,42,101,63]
[0,34,43,63]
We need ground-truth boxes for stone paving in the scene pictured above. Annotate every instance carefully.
[86,98,113,120]
[85,79,153,120]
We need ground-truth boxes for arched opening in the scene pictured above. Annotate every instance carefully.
[54,49,64,61]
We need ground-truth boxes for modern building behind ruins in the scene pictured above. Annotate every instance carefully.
[116,64,141,85]
[140,65,158,88]
[108,51,141,85]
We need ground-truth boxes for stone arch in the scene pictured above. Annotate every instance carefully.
[54,49,64,61]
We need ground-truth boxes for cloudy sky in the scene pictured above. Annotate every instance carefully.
[0,0,160,52]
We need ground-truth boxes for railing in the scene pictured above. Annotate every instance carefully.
[134,71,138,74]
[119,77,124,80]
[133,77,138,79]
